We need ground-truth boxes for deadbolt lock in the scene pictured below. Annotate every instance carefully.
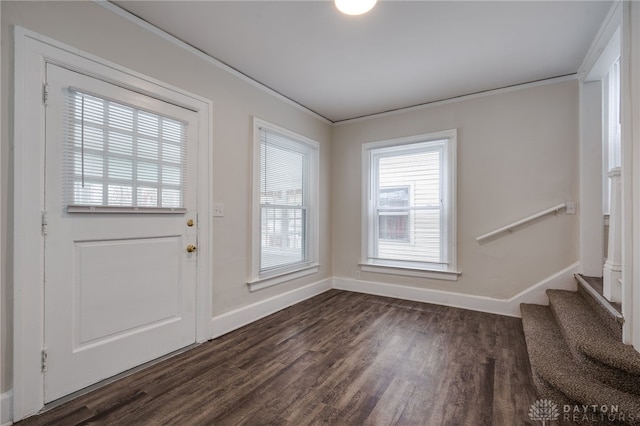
[186,244,197,253]
[187,219,194,227]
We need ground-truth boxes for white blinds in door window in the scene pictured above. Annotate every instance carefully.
[259,128,310,273]
[64,89,188,211]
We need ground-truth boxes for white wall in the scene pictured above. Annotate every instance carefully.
[1,1,332,394]
[332,80,580,299]
[580,80,605,276]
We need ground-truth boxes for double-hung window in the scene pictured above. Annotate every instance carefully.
[250,118,319,290]
[362,130,458,280]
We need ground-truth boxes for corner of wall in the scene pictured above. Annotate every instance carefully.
[1,390,12,426]
[210,278,333,339]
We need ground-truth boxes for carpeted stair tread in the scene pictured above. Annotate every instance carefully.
[576,274,623,339]
[547,290,640,378]
[530,368,576,408]
[520,303,640,420]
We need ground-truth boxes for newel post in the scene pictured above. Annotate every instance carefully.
[604,167,622,302]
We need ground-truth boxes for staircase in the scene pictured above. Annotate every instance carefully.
[520,274,640,424]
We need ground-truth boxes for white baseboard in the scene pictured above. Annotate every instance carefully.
[502,262,580,315]
[333,262,580,318]
[1,390,12,426]
[211,278,332,339]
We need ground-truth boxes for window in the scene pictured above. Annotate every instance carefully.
[65,90,188,212]
[362,130,458,280]
[603,56,621,214]
[250,118,319,290]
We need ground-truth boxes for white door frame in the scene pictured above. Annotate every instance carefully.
[12,27,213,421]
[622,0,640,351]
[578,1,640,351]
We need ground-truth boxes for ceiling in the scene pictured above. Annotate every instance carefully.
[113,1,613,123]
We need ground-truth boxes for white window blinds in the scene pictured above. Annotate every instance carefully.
[259,128,311,272]
[64,89,188,211]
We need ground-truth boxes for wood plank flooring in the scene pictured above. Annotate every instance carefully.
[16,290,538,425]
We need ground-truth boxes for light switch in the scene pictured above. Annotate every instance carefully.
[213,203,224,217]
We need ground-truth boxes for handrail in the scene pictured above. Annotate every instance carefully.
[476,203,567,243]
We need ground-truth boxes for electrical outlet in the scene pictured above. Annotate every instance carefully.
[565,201,576,215]
[213,203,224,217]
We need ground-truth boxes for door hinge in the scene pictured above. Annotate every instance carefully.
[43,83,49,106]
[41,348,48,372]
[42,210,48,235]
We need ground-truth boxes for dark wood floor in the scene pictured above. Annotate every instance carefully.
[16,290,538,425]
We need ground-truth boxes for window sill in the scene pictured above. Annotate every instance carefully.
[359,263,461,281]
[247,264,320,292]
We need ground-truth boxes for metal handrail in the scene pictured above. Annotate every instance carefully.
[475,203,567,243]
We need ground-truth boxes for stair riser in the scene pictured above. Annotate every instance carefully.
[576,352,640,396]
[530,369,575,407]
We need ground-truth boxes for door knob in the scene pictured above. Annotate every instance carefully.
[186,244,197,253]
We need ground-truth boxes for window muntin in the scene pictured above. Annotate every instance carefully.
[255,122,318,278]
[65,90,188,211]
[364,131,456,273]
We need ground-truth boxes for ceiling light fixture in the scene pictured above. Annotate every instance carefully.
[335,0,377,16]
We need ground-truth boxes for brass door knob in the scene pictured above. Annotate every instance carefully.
[186,244,197,253]
[187,219,194,227]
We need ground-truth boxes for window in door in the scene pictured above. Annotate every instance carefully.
[65,90,188,211]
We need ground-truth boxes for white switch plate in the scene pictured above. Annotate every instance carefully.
[565,201,576,215]
[213,203,224,217]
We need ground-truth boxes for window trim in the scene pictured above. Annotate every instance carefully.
[249,118,319,291]
[603,55,621,215]
[361,129,458,280]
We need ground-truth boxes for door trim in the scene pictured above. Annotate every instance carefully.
[12,26,213,421]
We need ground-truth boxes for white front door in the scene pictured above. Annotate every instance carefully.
[43,64,199,403]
